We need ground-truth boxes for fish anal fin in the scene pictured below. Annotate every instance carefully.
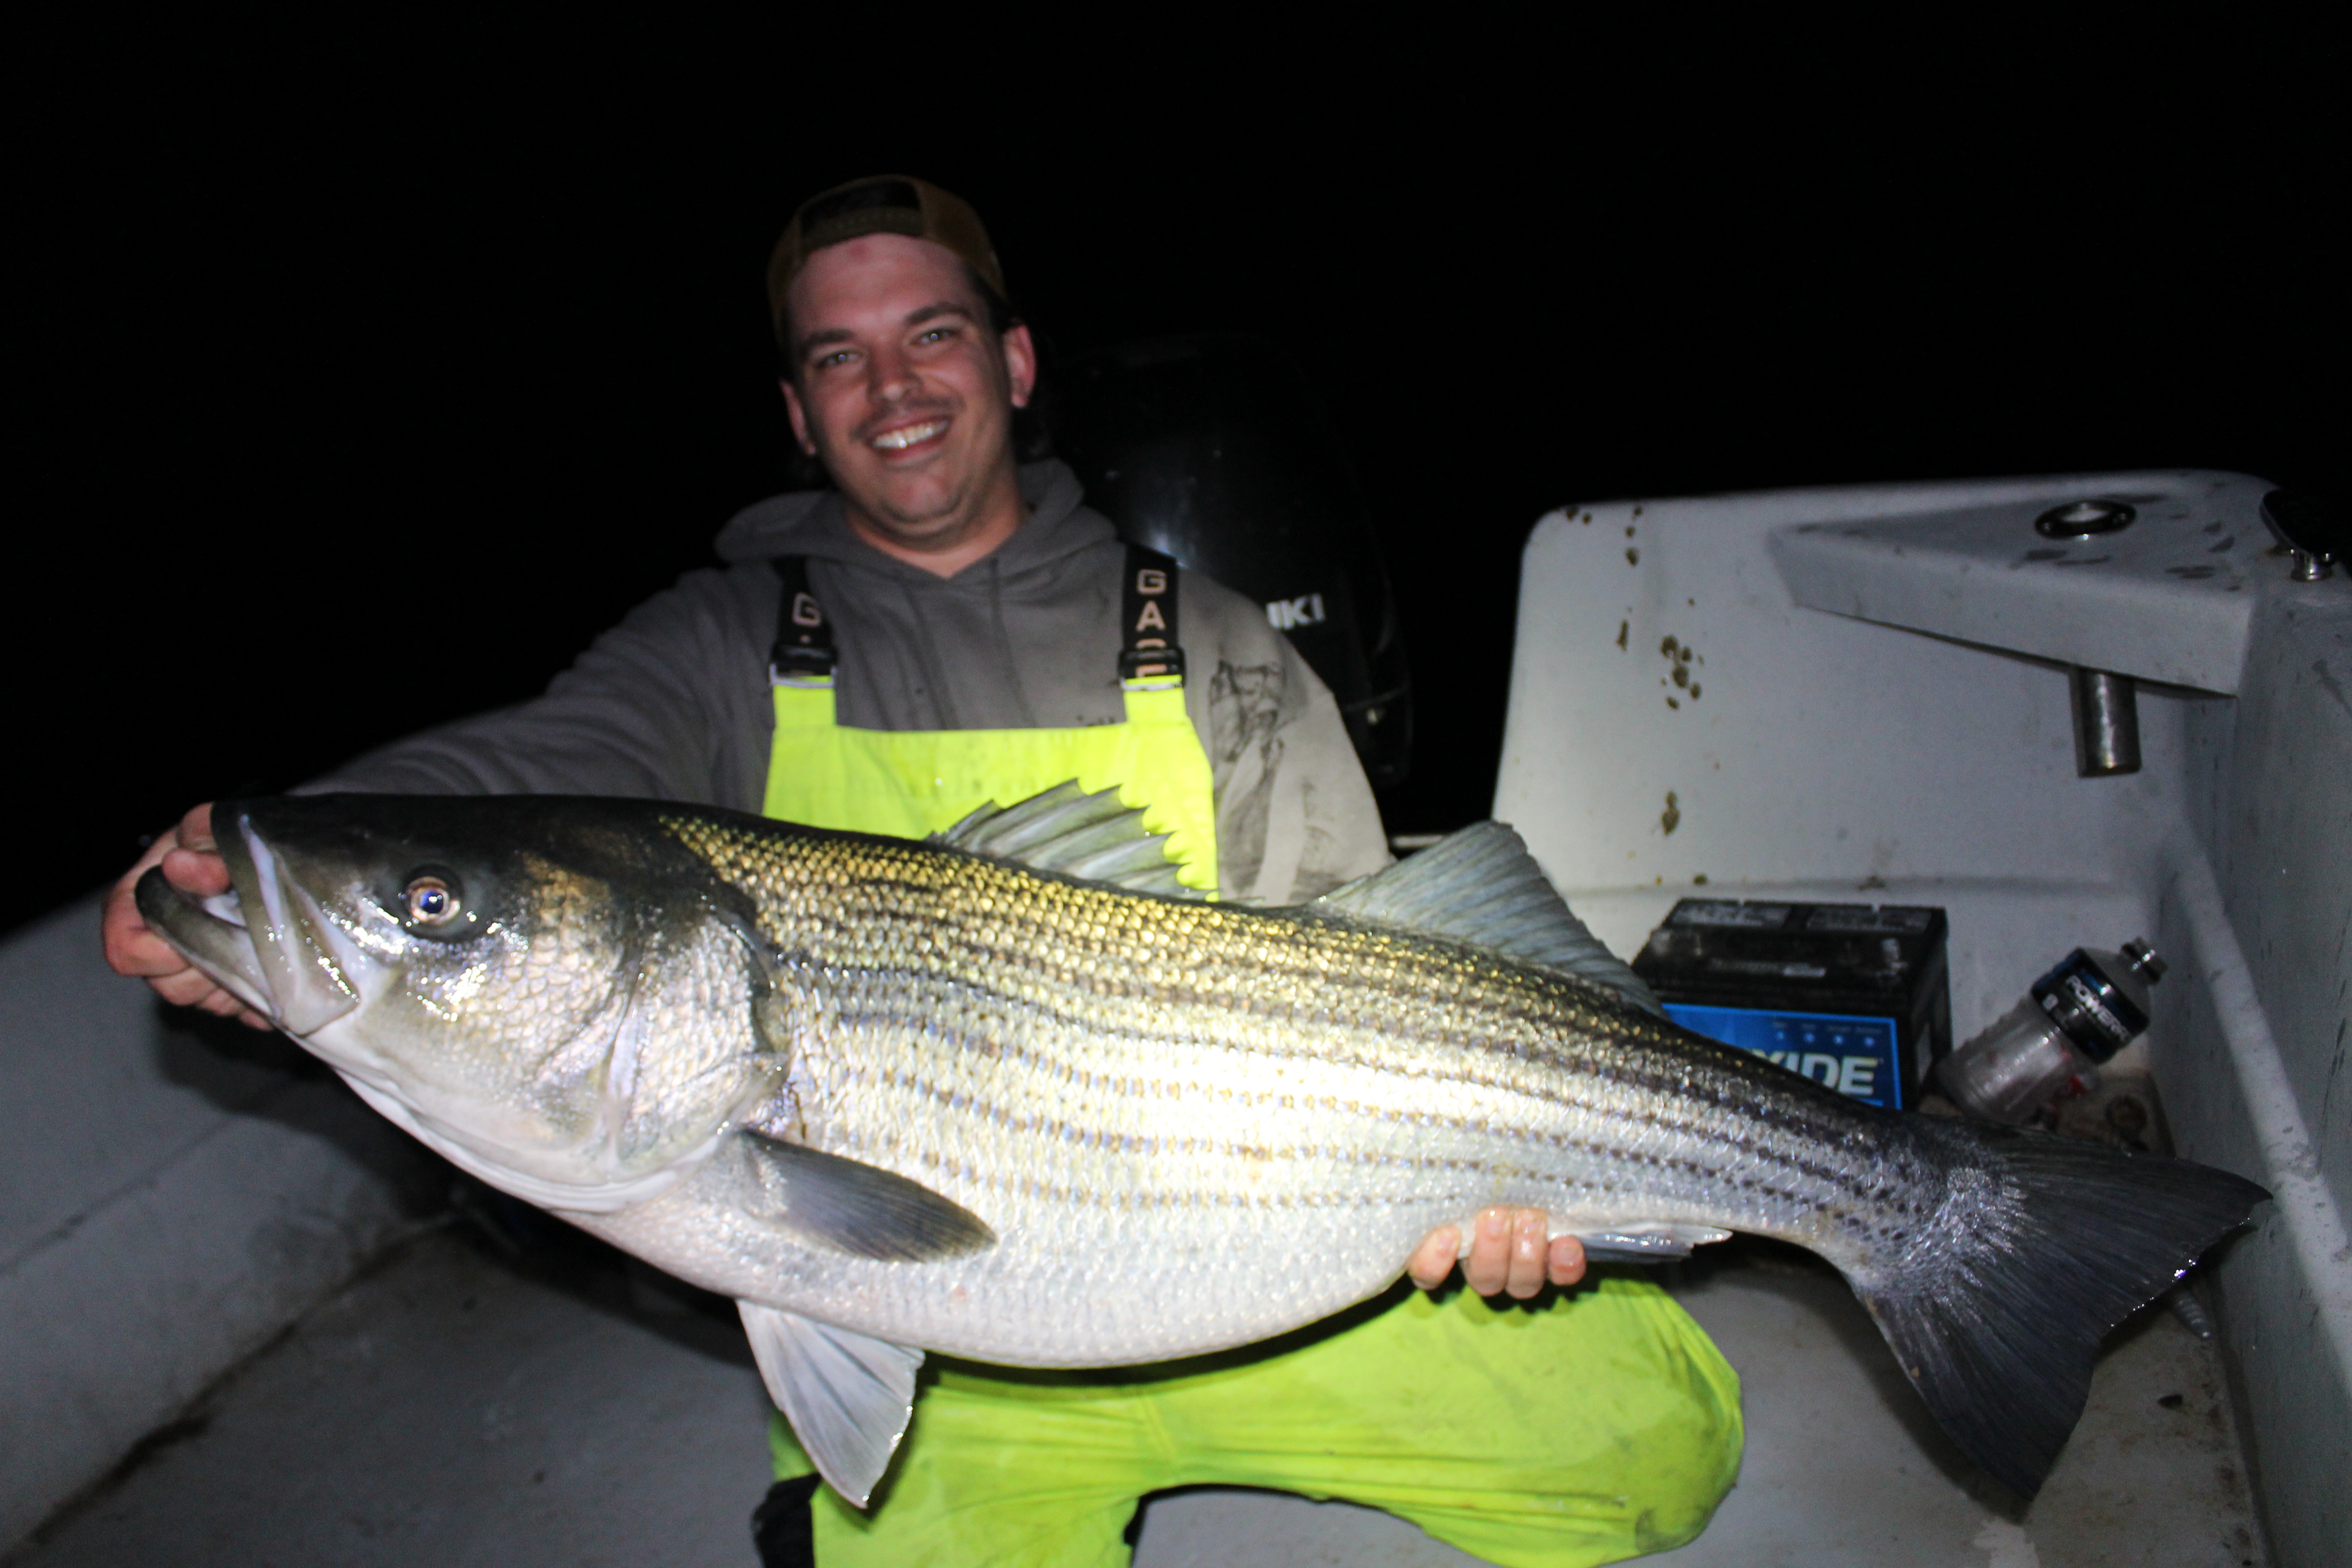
[1313,823,1662,1013]
[1570,1225,1732,1265]
[740,1303,923,1509]
[736,1132,996,1262]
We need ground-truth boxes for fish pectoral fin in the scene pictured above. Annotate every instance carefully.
[738,1132,997,1261]
[1310,823,1663,1015]
[1571,1225,1733,1265]
[740,1303,923,1509]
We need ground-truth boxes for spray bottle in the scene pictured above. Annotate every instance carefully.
[1937,940,2166,1123]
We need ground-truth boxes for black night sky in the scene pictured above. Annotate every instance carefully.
[8,13,2345,937]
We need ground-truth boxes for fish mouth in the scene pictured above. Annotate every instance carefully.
[137,803,370,1039]
[135,859,273,1017]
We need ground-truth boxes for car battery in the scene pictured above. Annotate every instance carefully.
[1630,898,1952,1110]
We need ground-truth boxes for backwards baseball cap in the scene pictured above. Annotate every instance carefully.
[767,175,1006,348]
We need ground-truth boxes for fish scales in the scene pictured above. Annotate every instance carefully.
[606,816,1920,1362]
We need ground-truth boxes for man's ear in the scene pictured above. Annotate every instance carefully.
[1002,323,1038,410]
[779,377,819,456]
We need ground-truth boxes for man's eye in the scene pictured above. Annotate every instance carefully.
[916,327,956,344]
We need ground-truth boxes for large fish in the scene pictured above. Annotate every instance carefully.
[137,785,2265,1506]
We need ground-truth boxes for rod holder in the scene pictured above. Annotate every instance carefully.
[2070,667,2141,777]
[2261,490,2339,583]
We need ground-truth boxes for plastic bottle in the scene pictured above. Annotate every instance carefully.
[1937,940,2166,1123]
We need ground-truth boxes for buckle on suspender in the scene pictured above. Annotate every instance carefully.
[1118,646,1186,687]
[768,558,838,686]
[770,648,838,686]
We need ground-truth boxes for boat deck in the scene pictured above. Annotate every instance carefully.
[13,1215,2265,1568]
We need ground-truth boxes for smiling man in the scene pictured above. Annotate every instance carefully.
[778,229,1034,577]
[104,176,1740,1568]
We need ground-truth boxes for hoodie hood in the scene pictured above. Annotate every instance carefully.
[712,460,1104,589]
[709,458,1130,734]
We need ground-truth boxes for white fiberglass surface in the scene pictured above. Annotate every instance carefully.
[17,1232,2263,1568]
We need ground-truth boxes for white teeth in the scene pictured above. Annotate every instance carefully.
[870,420,946,451]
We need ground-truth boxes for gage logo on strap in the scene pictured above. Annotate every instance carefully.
[1121,551,1184,687]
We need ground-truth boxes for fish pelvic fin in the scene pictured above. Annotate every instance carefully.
[1311,822,1662,1014]
[740,1303,924,1509]
[1852,1116,2266,1499]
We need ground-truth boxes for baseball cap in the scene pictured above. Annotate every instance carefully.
[767,175,1006,347]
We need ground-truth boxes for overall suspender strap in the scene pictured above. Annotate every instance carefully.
[1118,544,1185,687]
[768,555,838,684]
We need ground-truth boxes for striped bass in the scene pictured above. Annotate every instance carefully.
[136,784,2266,1507]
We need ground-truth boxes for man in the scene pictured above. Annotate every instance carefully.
[105,176,1739,1567]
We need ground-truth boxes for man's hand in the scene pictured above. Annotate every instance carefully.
[101,802,270,1029]
[1408,1209,1587,1298]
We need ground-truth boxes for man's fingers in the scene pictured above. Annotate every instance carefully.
[177,801,218,852]
[1407,1225,1460,1291]
[162,803,232,907]
[101,804,261,1030]
[1419,1210,1588,1296]
[1458,1207,1575,1298]
[149,967,229,1008]
[104,807,228,974]
[162,842,232,897]
[103,833,183,977]
[193,988,274,1029]
[1506,1208,1548,1298]
[1462,1207,1509,1295]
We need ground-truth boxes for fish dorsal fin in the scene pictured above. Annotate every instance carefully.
[933,780,1200,898]
[735,1133,997,1262]
[1312,823,1663,1014]
[739,1303,923,1509]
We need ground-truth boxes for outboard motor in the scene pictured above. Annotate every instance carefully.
[1054,333,1413,788]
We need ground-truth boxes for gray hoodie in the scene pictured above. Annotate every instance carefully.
[308,461,1390,904]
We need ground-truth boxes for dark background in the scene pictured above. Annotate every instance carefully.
[7,13,2344,937]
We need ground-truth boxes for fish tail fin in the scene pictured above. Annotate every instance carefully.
[1849,1116,2265,1498]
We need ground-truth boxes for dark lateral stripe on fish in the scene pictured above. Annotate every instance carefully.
[821,1018,1863,1221]
[866,1135,1602,1216]
[858,1063,1694,1197]
[817,950,1764,1121]
[837,1060,1869,1222]
[799,912,1874,1158]
[815,975,1887,1208]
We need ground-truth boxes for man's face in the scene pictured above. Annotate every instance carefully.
[780,233,1036,550]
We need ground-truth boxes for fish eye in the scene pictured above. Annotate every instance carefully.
[403,872,462,926]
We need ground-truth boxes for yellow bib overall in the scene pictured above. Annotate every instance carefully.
[762,679,1216,895]
[756,551,1740,1568]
